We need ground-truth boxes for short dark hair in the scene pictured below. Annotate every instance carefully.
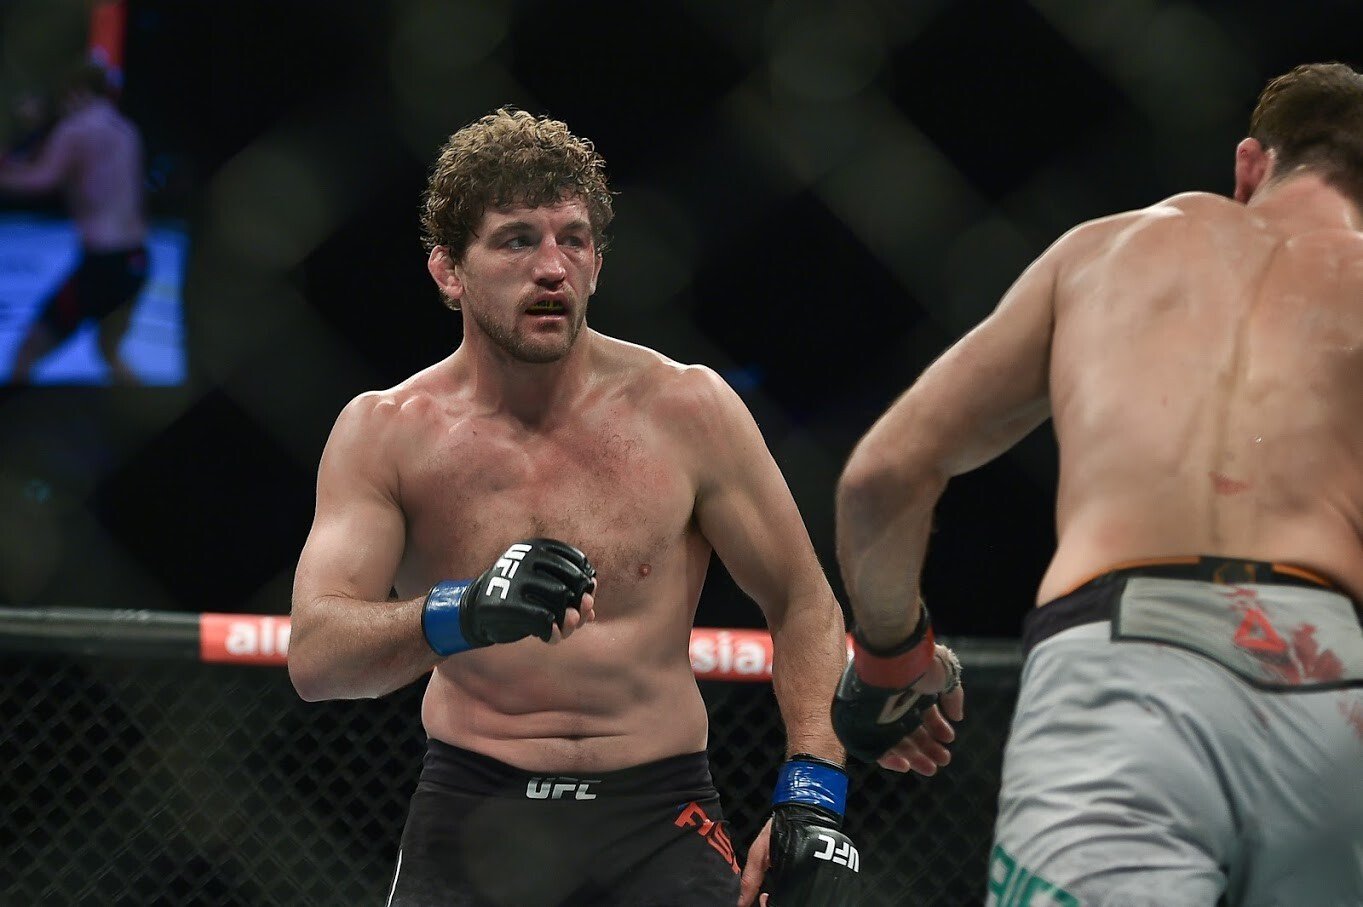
[1249,62,1363,208]
[420,107,614,260]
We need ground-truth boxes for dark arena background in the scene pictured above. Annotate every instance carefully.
[1,2,1360,904]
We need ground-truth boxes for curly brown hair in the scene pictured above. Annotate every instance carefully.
[420,107,614,260]
[1250,62,1363,208]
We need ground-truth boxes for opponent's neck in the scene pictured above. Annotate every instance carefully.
[1248,171,1363,233]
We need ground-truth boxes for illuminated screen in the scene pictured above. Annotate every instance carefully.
[0,213,189,386]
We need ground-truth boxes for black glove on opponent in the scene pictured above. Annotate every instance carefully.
[833,606,949,763]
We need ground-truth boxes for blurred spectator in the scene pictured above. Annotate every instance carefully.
[0,62,148,385]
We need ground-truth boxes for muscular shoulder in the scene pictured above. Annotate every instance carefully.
[1141,192,1363,266]
[592,336,750,445]
[329,365,461,453]
[1047,193,1244,277]
[657,366,769,488]
[323,392,404,475]
[592,334,710,408]
[1059,192,1221,244]
[1154,190,1239,216]
[646,360,743,435]
[333,388,407,438]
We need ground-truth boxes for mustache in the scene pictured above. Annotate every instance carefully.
[522,289,579,311]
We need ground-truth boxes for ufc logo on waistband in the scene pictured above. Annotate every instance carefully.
[525,778,598,800]
[814,832,860,871]
[487,543,533,600]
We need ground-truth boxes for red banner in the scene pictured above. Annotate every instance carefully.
[200,613,291,665]
[197,614,853,680]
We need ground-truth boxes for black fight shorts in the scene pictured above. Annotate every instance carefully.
[38,245,149,340]
[386,739,743,907]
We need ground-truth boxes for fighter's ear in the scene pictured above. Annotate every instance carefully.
[428,246,464,309]
[1234,138,1273,204]
[588,251,602,297]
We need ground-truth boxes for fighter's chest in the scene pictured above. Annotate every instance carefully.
[398,420,695,570]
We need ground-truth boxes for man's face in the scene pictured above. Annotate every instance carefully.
[450,200,602,364]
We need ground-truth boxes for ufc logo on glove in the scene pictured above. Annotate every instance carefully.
[813,832,860,871]
[486,543,533,600]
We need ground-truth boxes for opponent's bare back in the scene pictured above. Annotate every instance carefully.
[868,170,1363,614]
[1043,181,1363,602]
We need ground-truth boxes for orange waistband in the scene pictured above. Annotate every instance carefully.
[1058,556,1339,599]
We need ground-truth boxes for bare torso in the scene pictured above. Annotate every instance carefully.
[1042,190,1363,603]
[384,336,713,772]
[56,100,146,250]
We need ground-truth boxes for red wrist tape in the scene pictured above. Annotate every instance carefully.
[852,613,936,688]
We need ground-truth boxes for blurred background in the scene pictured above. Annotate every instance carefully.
[2,0,1361,634]
[3,3,1363,904]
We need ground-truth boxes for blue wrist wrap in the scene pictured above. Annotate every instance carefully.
[771,757,848,818]
[422,580,474,656]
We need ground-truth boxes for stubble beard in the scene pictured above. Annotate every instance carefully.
[469,304,587,364]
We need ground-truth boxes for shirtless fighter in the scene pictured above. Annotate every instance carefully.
[289,108,860,906]
[833,62,1363,905]
[0,63,148,385]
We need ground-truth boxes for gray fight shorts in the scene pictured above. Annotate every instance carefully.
[989,557,1363,907]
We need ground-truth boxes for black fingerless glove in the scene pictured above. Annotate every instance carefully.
[421,538,596,655]
[832,607,939,762]
[762,755,862,906]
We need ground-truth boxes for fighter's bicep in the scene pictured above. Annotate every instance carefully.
[296,490,405,604]
[689,379,822,612]
[293,399,407,605]
[699,465,812,608]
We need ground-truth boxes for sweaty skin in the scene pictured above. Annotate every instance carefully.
[1043,185,1363,603]
[838,166,1363,654]
[403,346,715,768]
[0,95,146,250]
[289,202,847,780]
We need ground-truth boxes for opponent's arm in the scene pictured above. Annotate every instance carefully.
[289,394,596,702]
[832,229,1063,767]
[674,368,858,906]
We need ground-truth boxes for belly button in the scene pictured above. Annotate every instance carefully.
[638,563,651,578]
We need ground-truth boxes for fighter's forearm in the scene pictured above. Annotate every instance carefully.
[769,590,849,763]
[835,459,948,650]
[287,593,443,702]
